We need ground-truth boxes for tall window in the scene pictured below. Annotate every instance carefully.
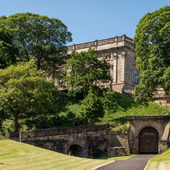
[134,70,138,83]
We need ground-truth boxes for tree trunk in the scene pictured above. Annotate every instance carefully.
[14,113,19,132]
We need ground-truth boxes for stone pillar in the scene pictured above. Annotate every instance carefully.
[115,36,118,42]
[121,52,126,82]
[112,52,117,83]
[95,40,98,50]
[73,44,76,50]
[122,34,126,41]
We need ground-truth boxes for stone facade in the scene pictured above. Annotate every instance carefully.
[53,34,170,108]
[9,116,169,158]
[108,132,129,154]
[154,90,170,108]
[56,35,139,95]
[129,116,169,154]
[9,124,108,158]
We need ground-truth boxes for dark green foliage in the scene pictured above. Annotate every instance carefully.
[80,87,104,123]
[102,89,117,112]
[53,89,169,132]
[0,30,18,69]
[65,48,111,96]
[133,6,170,102]
[0,12,72,78]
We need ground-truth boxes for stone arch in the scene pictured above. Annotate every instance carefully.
[135,124,160,154]
[68,144,84,157]
[138,127,159,154]
[136,124,160,138]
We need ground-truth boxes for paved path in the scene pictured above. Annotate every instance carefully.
[96,155,156,170]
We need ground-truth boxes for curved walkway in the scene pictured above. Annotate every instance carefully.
[96,155,155,170]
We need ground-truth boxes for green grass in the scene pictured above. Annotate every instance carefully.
[106,101,170,132]
[146,149,170,170]
[59,91,170,132]
[7,90,169,133]
[0,140,132,170]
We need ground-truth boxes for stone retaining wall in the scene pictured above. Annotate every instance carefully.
[9,124,108,158]
[108,132,130,154]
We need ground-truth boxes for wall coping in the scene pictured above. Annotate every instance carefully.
[9,124,108,139]
[129,116,169,121]
[67,35,134,51]
[108,131,128,135]
[20,124,107,133]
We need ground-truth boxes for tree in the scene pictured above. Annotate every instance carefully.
[65,48,111,96]
[0,13,72,78]
[80,87,104,123]
[133,6,170,102]
[0,61,58,132]
[102,89,117,123]
[0,29,18,69]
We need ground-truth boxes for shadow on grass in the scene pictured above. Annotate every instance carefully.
[0,163,9,165]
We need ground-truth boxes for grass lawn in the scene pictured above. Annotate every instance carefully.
[146,149,170,170]
[0,140,132,170]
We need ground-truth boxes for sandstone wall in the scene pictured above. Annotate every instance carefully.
[9,124,108,158]
[108,132,130,154]
[129,116,169,154]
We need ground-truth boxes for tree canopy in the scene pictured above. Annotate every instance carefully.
[0,12,72,78]
[0,61,58,132]
[80,87,104,123]
[64,48,111,96]
[0,30,18,69]
[133,6,170,102]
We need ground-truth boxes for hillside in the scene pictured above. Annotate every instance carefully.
[3,90,169,133]
[0,140,131,170]
[57,91,170,132]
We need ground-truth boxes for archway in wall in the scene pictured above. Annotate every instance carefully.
[68,144,84,157]
[139,127,158,154]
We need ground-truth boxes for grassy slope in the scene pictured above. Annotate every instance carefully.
[146,149,170,170]
[0,140,132,170]
[61,92,170,131]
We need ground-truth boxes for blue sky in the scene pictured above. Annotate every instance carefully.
[0,0,170,45]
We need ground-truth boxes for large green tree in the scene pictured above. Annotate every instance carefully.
[102,89,117,123]
[133,6,170,102]
[0,29,18,69]
[80,87,104,124]
[0,61,58,132]
[0,13,72,77]
[64,48,111,96]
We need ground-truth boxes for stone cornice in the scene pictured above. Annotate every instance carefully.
[67,35,134,52]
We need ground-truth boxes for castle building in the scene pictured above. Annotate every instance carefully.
[55,34,170,108]
[57,34,139,96]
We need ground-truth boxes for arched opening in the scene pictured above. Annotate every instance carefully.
[139,127,158,154]
[68,144,84,157]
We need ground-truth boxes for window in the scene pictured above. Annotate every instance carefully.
[107,70,111,75]
[59,77,64,87]
[134,70,138,83]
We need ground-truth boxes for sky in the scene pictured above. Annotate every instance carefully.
[0,0,170,45]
